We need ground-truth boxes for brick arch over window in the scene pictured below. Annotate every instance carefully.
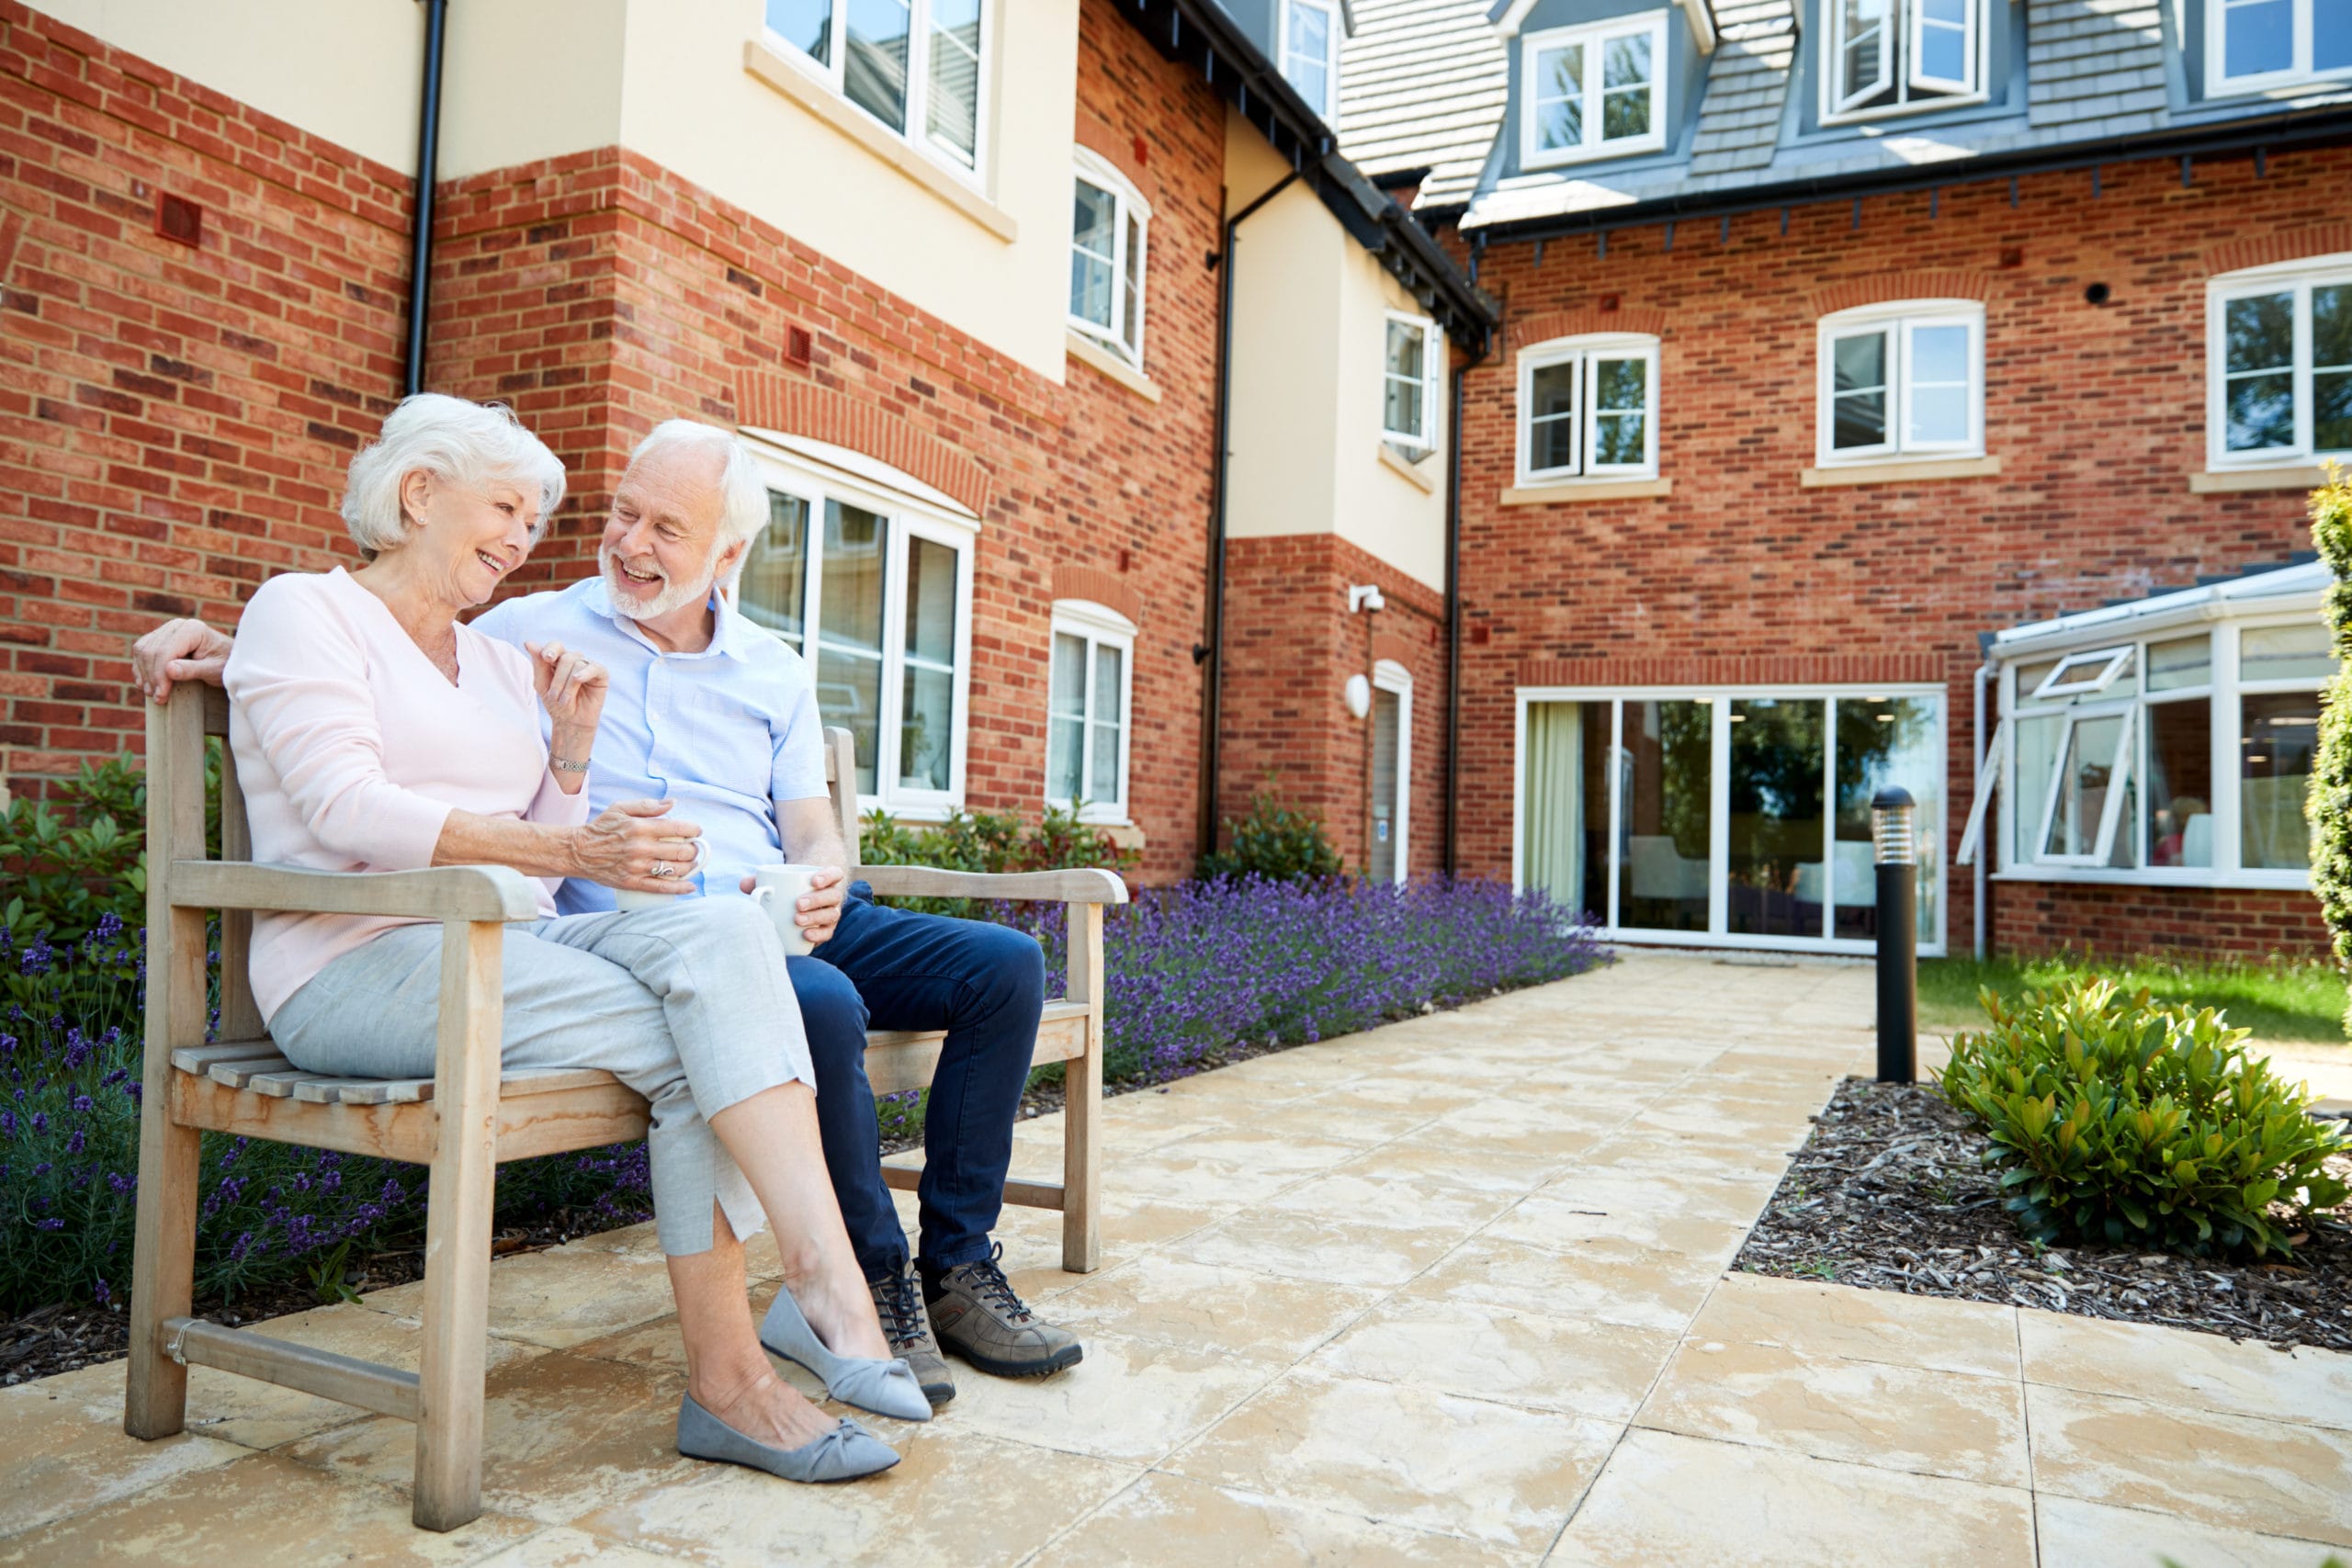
[1509,307,1669,350]
[1051,563,1143,626]
[734,376,994,517]
[1073,121,1151,207]
[1808,271,1993,318]
[1370,631,1424,671]
[2206,223,2352,276]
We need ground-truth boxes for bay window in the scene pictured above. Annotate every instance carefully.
[734,444,974,813]
[1521,14,1670,167]
[763,0,989,174]
[1280,0,1341,120]
[1384,312,1441,452]
[2208,0,2351,95]
[1069,151,1149,367]
[1816,300,1984,466]
[2208,254,2352,470]
[1518,333,1661,483]
[1046,600,1134,823]
[1822,0,1984,120]
[1974,591,2339,886]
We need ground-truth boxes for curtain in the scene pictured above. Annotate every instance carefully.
[1524,703,1584,908]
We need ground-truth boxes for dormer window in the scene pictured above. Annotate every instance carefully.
[1521,15,1670,169]
[2209,0,2352,96]
[1821,0,1984,122]
[1281,0,1341,121]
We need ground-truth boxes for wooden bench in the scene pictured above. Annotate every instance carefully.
[124,682,1125,1529]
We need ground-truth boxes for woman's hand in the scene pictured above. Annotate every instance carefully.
[570,799,704,895]
[528,640,605,791]
[133,618,233,702]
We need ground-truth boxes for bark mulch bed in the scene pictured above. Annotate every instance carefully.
[5,1009,1453,1387]
[1736,1075,2352,1353]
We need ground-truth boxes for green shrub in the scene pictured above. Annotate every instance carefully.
[858,801,1136,918]
[1940,977,2347,1258]
[1196,791,1344,883]
[2308,462,2352,1039]
[2,757,153,946]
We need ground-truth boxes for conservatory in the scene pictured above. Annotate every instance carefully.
[1960,560,2339,889]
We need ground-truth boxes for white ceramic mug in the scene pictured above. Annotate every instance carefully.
[748,863,824,956]
[612,835,707,911]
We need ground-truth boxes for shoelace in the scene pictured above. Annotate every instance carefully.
[955,1244,1033,1323]
[874,1269,928,1349]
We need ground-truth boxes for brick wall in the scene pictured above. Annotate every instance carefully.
[1219,532,1449,877]
[0,0,413,789]
[0,0,1230,886]
[1453,145,2352,956]
[1992,882,2328,962]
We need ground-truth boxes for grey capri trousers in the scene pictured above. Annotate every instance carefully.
[268,897,815,1256]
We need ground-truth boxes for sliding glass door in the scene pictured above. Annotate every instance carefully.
[1518,686,1944,954]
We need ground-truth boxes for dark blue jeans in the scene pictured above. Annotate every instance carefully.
[785,883,1046,1281]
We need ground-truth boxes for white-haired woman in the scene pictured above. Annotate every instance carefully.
[216,393,921,1484]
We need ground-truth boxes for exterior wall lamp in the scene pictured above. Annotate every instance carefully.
[1348,584,1386,614]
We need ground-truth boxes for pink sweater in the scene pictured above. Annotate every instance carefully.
[222,569,589,1022]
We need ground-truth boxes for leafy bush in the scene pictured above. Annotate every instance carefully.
[2,758,153,947]
[2308,462,2352,1039]
[857,802,1136,918]
[1940,977,2347,1257]
[1195,791,1344,883]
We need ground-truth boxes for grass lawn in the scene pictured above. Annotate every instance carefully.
[1919,953,2350,1044]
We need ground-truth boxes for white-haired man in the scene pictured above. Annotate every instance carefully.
[134,419,1082,1403]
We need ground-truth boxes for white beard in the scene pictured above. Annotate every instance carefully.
[600,542,716,622]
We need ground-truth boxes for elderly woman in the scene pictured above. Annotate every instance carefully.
[222,393,921,1485]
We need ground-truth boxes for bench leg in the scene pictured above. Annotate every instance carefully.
[1060,903,1103,1274]
[127,901,209,1442]
[413,920,503,1531]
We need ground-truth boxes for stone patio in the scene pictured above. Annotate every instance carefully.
[4,952,2350,1565]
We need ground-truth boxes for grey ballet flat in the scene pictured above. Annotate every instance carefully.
[675,1393,899,1483]
[759,1284,934,1422]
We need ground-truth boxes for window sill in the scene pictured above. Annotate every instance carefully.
[1066,331,1160,402]
[1802,455,2001,487]
[742,39,1017,244]
[2188,465,2335,493]
[1380,443,1439,493]
[1500,478,1671,503]
[1988,866,2312,892]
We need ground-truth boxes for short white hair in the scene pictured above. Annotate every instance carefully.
[341,393,567,558]
[628,420,770,559]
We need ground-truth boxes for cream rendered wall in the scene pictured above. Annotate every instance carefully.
[614,0,1080,378]
[1222,114,1450,593]
[437,1,627,182]
[26,0,425,172]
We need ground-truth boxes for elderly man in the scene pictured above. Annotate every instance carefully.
[133,420,1081,1403]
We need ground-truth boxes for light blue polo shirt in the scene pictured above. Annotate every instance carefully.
[471,578,831,915]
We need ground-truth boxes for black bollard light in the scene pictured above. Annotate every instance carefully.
[1871,785,1917,1085]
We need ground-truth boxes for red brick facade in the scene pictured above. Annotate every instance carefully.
[1219,532,1449,877]
[0,0,1253,886]
[1452,145,2352,957]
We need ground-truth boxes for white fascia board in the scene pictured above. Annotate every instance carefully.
[1491,0,1543,39]
[1987,562,2329,661]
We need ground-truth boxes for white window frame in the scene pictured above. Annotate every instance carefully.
[1383,310,1442,452]
[1520,13,1672,170]
[736,437,978,818]
[2204,253,2352,470]
[2030,645,2133,699]
[1045,598,1136,825]
[1068,149,1150,369]
[1372,659,1414,884]
[1814,300,1985,467]
[2029,701,2137,867]
[1509,682,1951,957]
[1516,333,1662,484]
[762,0,992,185]
[1820,0,1987,123]
[1279,0,1342,121]
[1991,615,2336,889]
[2206,0,2352,96]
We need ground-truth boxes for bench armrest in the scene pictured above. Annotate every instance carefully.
[172,861,544,923]
[853,865,1129,905]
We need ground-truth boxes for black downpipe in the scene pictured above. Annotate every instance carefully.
[1197,172,1297,859]
[403,0,449,397]
[1442,359,1468,875]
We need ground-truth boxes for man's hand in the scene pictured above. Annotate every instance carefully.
[133,619,233,702]
[740,864,847,945]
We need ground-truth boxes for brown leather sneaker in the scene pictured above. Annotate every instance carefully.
[923,1245,1083,1378]
[872,1261,956,1407]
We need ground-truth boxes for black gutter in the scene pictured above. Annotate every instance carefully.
[402,0,449,397]
[1196,171,1299,860]
[1132,0,1498,353]
[1473,104,2352,247]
